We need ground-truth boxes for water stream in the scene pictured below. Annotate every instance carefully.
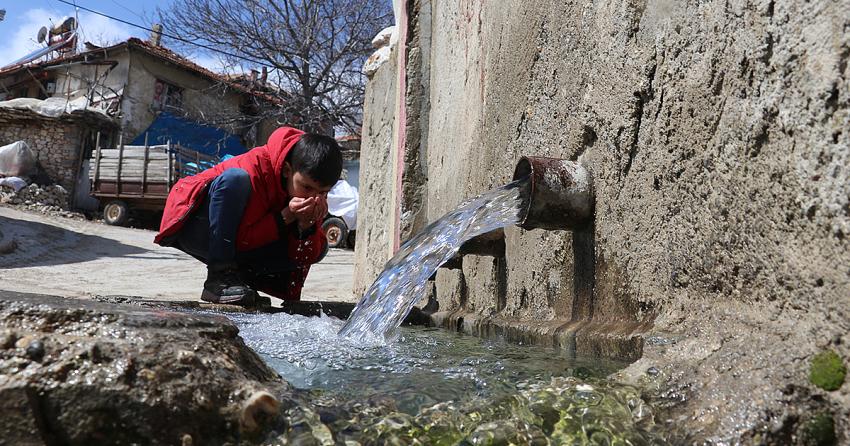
[339,180,527,340]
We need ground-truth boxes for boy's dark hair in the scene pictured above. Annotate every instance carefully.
[287,133,343,187]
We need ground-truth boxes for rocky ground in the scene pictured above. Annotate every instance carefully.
[0,183,87,220]
[0,290,313,445]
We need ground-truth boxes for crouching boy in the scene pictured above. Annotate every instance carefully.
[154,127,342,306]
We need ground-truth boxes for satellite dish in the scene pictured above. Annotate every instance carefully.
[37,27,48,44]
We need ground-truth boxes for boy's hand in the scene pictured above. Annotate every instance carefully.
[313,195,328,225]
[286,197,317,229]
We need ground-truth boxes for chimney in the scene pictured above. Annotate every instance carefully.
[250,69,259,84]
[260,67,268,86]
[150,24,163,47]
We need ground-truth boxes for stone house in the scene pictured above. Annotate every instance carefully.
[0,100,116,199]
[0,34,287,208]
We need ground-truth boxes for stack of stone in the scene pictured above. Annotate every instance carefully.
[0,183,83,219]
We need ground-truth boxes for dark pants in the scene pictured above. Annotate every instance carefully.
[174,168,299,276]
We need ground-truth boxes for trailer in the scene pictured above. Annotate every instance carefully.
[89,134,218,225]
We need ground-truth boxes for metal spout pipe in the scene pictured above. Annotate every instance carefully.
[513,156,593,231]
[436,157,592,274]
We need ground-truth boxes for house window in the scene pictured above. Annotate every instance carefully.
[152,79,183,111]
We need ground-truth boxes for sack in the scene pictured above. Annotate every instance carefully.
[0,141,37,177]
[327,179,359,230]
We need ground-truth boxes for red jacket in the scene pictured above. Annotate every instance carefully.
[154,127,327,300]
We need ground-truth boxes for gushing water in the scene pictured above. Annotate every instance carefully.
[339,180,526,339]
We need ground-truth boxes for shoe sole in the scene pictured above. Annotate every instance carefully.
[201,289,258,306]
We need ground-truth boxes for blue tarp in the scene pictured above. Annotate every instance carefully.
[130,112,248,157]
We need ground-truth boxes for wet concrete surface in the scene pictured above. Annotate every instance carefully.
[0,206,357,304]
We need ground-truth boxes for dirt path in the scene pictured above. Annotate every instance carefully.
[0,206,357,303]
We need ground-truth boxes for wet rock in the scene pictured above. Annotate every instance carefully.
[0,291,297,445]
[240,390,281,434]
[24,339,44,361]
[0,330,16,349]
[0,239,17,255]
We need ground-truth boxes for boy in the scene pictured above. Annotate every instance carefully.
[154,127,342,306]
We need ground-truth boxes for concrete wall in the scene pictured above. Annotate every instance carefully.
[356,0,850,442]
[353,45,400,296]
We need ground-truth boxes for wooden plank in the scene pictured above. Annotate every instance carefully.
[142,134,149,198]
[95,153,170,160]
[96,168,169,174]
[96,169,169,177]
[167,140,173,188]
[117,134,124,195]
[93,131,102,185]
[95,161,169,169]
[98,146,169,152]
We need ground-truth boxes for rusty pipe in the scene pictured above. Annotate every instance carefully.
[513,156,593,231]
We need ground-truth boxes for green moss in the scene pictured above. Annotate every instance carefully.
[801,413,836,446]
[809,350,846,391]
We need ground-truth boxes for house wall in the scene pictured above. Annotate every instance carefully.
[52,49,132,115]
[123,49,243,144]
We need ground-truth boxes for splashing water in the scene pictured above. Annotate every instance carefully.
[224,310,623,414]
[206,310,667,444]
[339,179,527,340]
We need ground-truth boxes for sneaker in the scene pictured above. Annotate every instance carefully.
[201,265,258,306]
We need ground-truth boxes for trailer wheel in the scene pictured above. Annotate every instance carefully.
[322,217,348,249]
[103,200,129,226]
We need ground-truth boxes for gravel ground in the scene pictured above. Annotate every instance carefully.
[0,205,357,304]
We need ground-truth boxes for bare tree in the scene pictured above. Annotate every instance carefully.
[158,0,393,135]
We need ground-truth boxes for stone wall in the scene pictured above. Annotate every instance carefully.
[356,0,850,442]
[0,110,84,190]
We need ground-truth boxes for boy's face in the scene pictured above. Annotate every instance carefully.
[283,162,333,198]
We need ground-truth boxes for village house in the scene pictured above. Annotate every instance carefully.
[0,28,287,209]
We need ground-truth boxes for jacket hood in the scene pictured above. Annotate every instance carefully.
[263,126,305,199]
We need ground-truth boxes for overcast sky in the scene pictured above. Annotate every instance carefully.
[0,0,225,71]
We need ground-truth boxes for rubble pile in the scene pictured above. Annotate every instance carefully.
[0,183,84,219]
